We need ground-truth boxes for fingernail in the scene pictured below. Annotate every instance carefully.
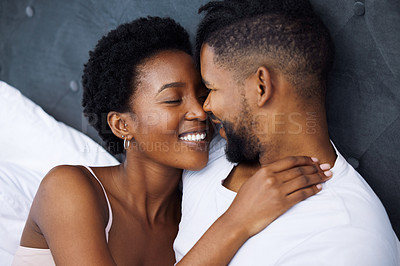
[324,170,333,177]
[311,157,319,162]
[316,184,322,189]
[319,163,331,171]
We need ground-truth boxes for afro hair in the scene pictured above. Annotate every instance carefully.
[82,17,192,154]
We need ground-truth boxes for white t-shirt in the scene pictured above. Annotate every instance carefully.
[174,135,400,265]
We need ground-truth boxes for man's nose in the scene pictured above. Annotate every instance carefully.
[203,93,211,112]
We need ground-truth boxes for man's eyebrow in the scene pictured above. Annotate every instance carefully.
[202,78,212,87]
[157,82,186,94]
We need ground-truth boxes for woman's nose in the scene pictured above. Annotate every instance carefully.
[185,100,207,121]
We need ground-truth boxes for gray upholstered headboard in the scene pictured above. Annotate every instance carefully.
[1,0,399,237]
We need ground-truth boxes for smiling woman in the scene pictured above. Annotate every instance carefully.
[116,50,210,171]
[13,17,212,266]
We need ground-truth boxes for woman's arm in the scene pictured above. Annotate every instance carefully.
[177,156,332,265]
[21,165,116,266]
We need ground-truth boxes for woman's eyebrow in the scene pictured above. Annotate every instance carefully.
[157,82,186,94]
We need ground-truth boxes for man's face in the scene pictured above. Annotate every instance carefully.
[200,44,261,163]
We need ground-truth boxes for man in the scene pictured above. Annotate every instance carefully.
[174,0,400,265]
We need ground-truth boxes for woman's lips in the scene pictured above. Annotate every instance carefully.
[178,131,207,142]
[177,131,208,151]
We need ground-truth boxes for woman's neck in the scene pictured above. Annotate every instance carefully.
[111,152,182,225]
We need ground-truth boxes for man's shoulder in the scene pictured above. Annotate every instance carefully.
[324,150,391,232]
[274,224,400,265]
[252,157,399,264]
[234,182,399,265]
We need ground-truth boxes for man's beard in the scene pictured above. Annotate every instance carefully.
[222,119,261,164]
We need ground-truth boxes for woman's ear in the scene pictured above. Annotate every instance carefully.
[256,66,273,107]
[107,112,133,140]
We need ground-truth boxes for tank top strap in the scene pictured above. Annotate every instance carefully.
[82,165,113,243]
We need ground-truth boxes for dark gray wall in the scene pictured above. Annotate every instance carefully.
[311,0,400,238]
[1,0,399,237]
[0,0,209,141]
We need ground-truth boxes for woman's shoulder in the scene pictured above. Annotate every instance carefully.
[31,165,108,225]
[23,165,116,263]
[39,165,97,195]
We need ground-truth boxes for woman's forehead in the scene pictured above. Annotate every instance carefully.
[135,51,200,94]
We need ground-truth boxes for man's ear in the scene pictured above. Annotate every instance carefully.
[256,66,272,107]
[107,111,134,140]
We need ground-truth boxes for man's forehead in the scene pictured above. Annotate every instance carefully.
[200,44,216,68]
[199,44,217,83]
[200,45,241,90]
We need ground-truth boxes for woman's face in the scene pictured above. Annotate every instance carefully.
[128,50,211,170]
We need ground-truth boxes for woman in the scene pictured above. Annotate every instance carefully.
[13,17,330,265]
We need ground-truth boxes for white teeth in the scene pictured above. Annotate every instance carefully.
[179,132,207,142]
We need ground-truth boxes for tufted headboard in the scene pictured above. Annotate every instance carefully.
[1,0,399,237]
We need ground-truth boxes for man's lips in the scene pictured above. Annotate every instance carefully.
[210,119,227,139]
[208,113,227,139]
[208,112,220,123]
[211,119,221,125]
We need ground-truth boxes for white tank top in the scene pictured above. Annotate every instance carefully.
[12,166,113,266]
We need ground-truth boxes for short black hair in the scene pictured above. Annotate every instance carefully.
[82,17,192,154]
[196,0,334,99]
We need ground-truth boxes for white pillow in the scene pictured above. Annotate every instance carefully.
[0,81,119,264]
[0,162,43,265]
[0,80,119,176]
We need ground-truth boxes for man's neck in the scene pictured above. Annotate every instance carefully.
[223,136,336,193]
[224,112,337,193]
[223,161,260,192]
[258,117,337,167]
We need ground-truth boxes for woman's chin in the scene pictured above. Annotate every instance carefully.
[181,155,209,171]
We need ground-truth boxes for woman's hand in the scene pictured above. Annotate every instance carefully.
[224,156,332,238]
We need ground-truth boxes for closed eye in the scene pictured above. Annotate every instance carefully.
[164,99,182,104]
